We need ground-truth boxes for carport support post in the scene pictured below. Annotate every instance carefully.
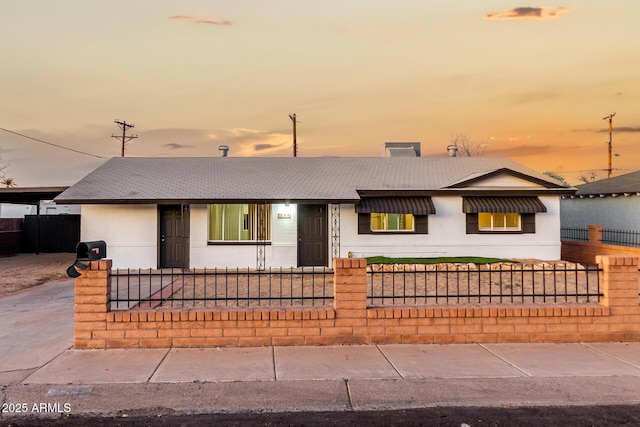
[35,203,40,254]
[74,260,112,349]
[333,258,368,340]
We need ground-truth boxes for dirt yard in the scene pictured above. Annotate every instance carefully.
[0,253,75,296]
[143,261,601,309]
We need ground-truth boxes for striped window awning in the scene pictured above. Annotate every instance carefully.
[356,197,436,215]
[462,197,547,213]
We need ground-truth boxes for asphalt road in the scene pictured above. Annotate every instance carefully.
[2,406,640,426]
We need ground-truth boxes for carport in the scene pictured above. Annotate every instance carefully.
[0,186,71,254]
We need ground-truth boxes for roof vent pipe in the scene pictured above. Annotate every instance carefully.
[446,144,458,157]
[218,145,229,157]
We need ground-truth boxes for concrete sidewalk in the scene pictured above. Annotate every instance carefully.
[1,280,640,418]
[2,343,640,417]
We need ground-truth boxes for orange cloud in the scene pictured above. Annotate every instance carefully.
[485,6,569,20]
[170,15,232,25]
[600,126,640,133]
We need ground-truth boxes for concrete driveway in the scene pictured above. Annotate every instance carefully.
[0,278,74,384]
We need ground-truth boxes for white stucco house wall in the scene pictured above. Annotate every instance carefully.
[56,157,573,269]
[561,170,640,231]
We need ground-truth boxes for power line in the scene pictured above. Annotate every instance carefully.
[0,127,107,159]
[555,168,616,173]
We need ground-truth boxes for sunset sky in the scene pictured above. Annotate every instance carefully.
[1,1,639,187]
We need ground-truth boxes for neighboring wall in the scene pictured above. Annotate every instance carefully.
[561,195,640,230]
[0,203,80,218]
[73,256,640,349]
[0,218,22,256]
[342,196,561,260]
[562,225,640,265]
[0,204,34,218]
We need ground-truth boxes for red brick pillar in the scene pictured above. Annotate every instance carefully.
[589,225,603,244]
[597,255,639,309]
[74,260,112,349]
[333,258,367,342]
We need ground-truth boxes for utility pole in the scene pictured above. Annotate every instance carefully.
[112,119,138,157]
[602,112,616,178]
[289,113,299,157]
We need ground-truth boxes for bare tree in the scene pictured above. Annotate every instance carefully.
[2,177,16,188]
[450,133,487,157]
[0,156,15,187]
[543,171,568,185]
[578,171,598,184]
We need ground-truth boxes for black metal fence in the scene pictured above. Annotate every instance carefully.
[367,263,602,306]
[560,227,589,242]
[561,227,640,248]
[602,229,640,248]
[109,262,608,311]
[22,214,80,253]
[110,267,334,310]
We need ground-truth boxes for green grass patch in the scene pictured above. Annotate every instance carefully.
[365,256,514,265]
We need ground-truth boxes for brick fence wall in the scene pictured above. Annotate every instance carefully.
[74,257,640,349]
[562,225,640,265]
[0,218,22,256]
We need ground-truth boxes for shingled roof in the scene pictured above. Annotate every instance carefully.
[56,157,572,204]
[575,170,640,196]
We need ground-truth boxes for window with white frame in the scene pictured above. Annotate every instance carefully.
[208,204,270,241]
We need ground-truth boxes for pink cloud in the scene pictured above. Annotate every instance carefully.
[170,14,232,26]
[485,6,569,20]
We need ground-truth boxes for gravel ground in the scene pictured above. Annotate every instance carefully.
[0,253,75,296]
[149,260,599,309]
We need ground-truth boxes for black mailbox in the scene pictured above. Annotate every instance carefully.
[76,240,107,260]
[67,240,107,277]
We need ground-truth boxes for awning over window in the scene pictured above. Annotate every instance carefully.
[462,197,547,213]
[356,197,436,215]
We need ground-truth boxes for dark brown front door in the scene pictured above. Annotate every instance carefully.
[298,204,327,267]
[159,205,189,268]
